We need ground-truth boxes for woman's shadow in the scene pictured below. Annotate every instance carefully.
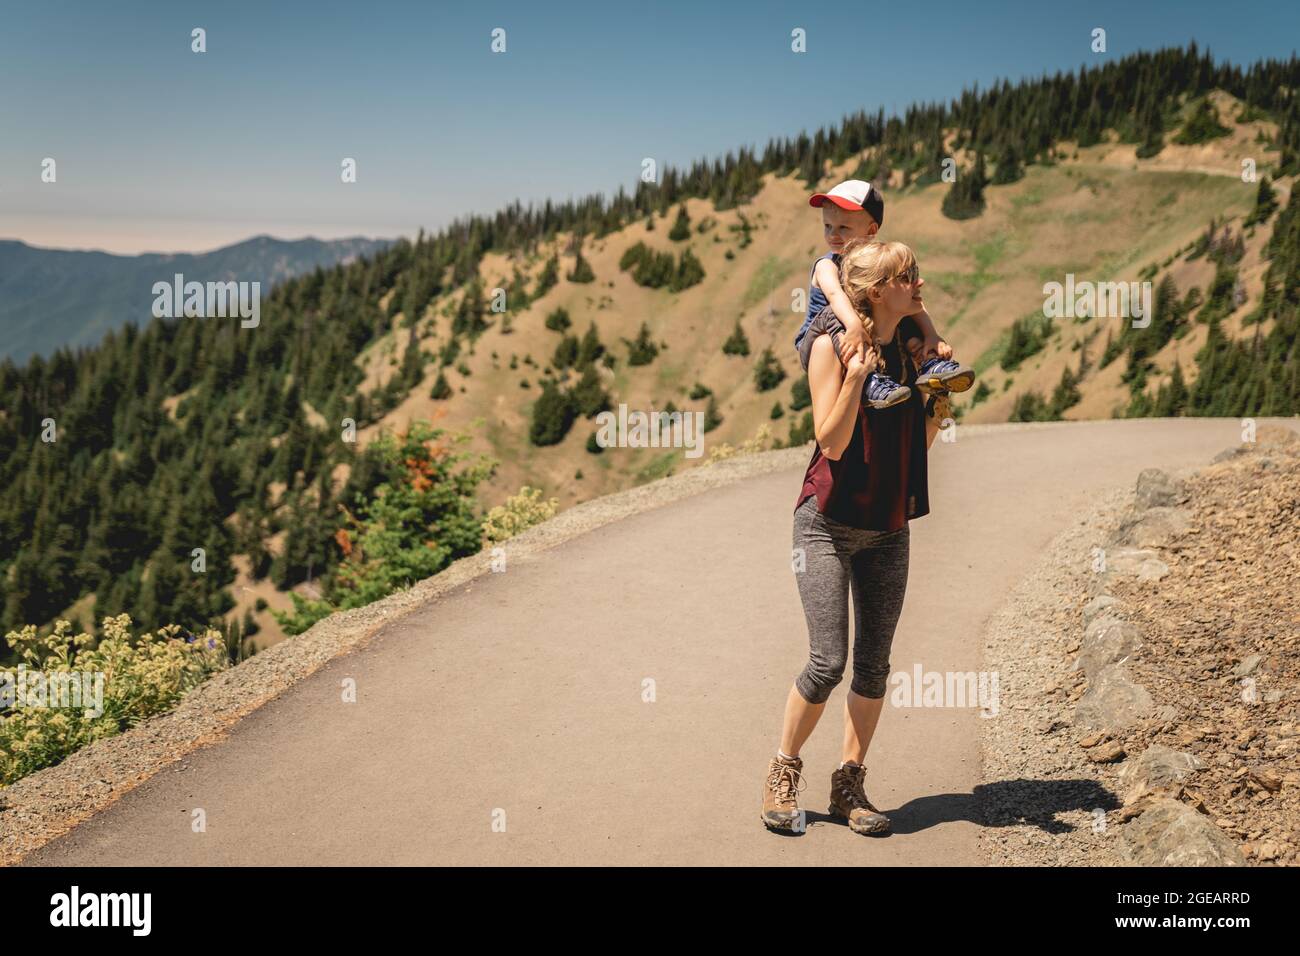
[774,778,1122,836]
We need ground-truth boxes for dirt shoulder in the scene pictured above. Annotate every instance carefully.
[978,424,1300,866]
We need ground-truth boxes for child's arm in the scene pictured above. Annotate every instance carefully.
[813,258,869,366]
[907,307,953,360]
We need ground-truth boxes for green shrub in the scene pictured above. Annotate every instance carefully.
[482,487,559,545]
[273,422,493,635]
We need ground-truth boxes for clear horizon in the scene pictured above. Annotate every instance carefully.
[2,0,1296,256]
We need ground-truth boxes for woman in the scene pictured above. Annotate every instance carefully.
[761,239,942,836]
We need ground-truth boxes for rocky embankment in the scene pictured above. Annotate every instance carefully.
[979,424,1300,866]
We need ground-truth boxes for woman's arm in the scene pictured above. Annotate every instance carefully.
[808,333,870,461]
[908,307,953,360]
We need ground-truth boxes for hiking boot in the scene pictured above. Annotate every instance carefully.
[915,357,975,396]
[863,371,911,409]
[828,763,891,835]
[762,753,807,832]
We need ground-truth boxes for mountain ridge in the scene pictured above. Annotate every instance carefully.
[0,234,393,361]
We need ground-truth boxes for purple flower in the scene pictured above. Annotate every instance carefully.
[207,638,217,649]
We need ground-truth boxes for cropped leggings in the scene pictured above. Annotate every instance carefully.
[792,495,911,703]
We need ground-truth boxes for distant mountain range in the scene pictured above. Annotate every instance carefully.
[0,235,392,361]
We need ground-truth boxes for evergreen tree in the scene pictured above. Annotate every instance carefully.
[625,323,660,365]
[571,365,611,417]
[529,380,577,446]
[722,321,750,356]
[668,204,692,241]
[1077,96,1104,147]
[704,396,723,432]
[1244,176,1278,227]
[568,246,596,283]
[991,140,1024,185]
[1135,99,1165,158]
[670,249,706,291]
[533,254,560,299]
[789,376,811,411]
[753,348,786,391]
[941,151,987,219]
[1174,97,1230,144]
[552,334,579,369]
[576,323,606,367]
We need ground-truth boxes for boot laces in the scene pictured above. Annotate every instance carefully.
[768,760,807,807]
[837,765,878,812]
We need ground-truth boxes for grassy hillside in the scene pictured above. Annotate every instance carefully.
[361,93,1281,503]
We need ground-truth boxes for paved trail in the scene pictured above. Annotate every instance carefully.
[24,419,1261,865]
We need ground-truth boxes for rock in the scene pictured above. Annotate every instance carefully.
[1087,741,1126,763]
[1212,446,1245,464]
[1075,616,1144,680]
[1118,745,1206,806]
[1233,654,1263,678]
[1103,548,1169,582]
[1134,468,1187,509]
[1108,506,1191,549]
[1251,841,1282,861]
[1128,507,1191,548]
[1075,662,1156,732]
[1082,594,1120,627]
[1121,798,1247,866]
[1248,767,1283,793]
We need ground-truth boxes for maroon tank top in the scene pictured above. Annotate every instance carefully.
[794,328,930,531]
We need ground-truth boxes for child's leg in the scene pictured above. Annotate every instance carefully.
[797,321,847,373]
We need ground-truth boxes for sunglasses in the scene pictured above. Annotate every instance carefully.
[888,263,920,285]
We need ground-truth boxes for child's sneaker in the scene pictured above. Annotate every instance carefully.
[863,371,911,409]
[915,357,975,396]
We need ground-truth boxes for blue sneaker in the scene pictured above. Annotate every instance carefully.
[862,371,911,409]
[915,357,975,396]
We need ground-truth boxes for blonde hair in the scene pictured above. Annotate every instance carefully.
[838,239,919,322]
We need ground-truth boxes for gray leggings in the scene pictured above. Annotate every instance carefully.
[792,496,911,703]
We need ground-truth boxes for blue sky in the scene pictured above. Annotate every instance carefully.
[1,0,1296,253]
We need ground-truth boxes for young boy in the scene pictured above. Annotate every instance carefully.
[794,179,973,413]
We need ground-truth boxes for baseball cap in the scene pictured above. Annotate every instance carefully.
[808,179,884,226]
